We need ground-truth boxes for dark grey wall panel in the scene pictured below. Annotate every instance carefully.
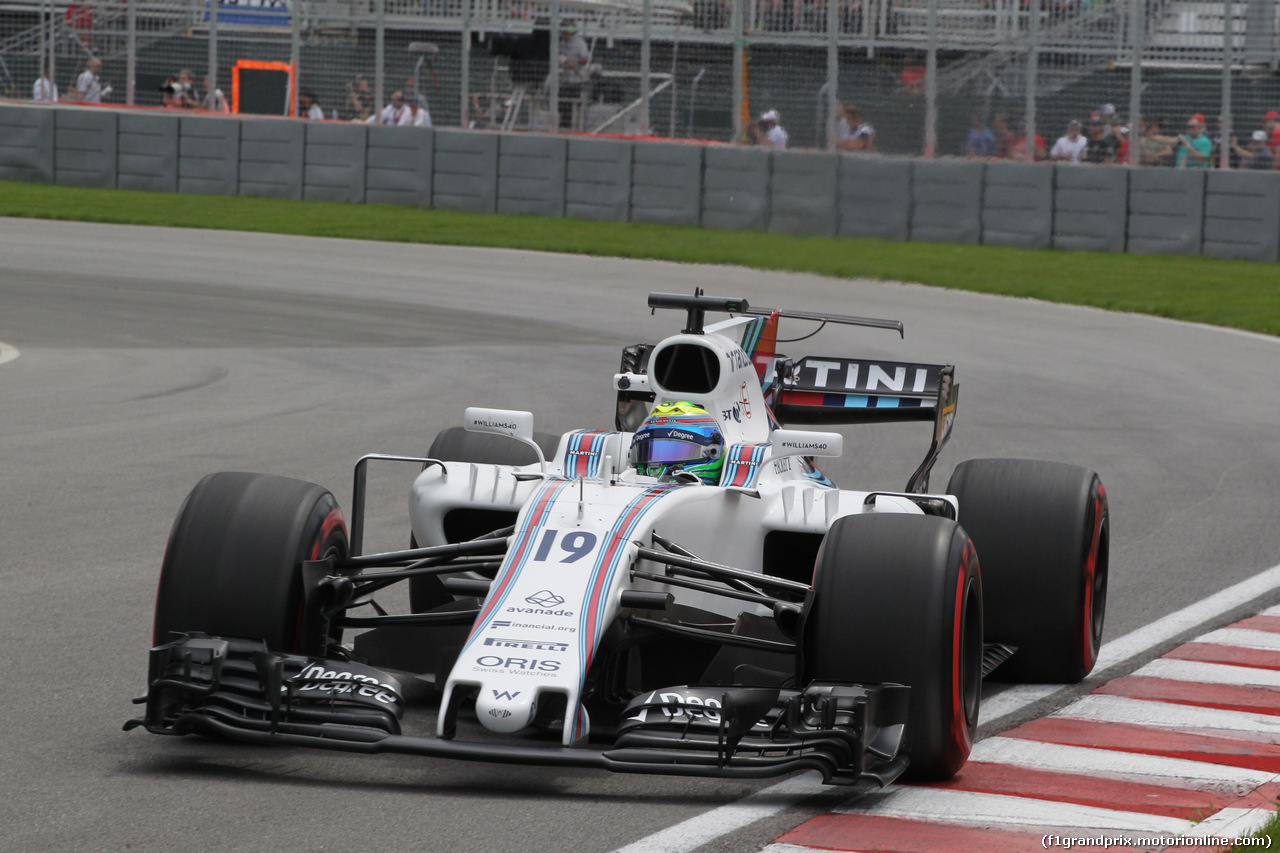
[981,161,1053,248]
[1202,171,1280,262]
[1128,169,1205,256]
[836,156,911,241]
[432,130,498,213]
[1053,166,1127,252]
[498,134,566,217]
[566,138,633,221]
[702,147,770,232]
[365,126,432,207]
[0,105,54,183]
[239,119,304,200]
[911,159,983,244]
[117,112,178,193]
[55,108,117,188]
[304,122,367,203]
[631,142,702,226]
[179,115,239,195]
[769,151,838,237]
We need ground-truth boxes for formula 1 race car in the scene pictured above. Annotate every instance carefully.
[127,291,1109,786]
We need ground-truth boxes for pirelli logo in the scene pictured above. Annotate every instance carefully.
[484,637,571,653]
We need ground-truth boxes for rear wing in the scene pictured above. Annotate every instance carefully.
[774,357,958,494]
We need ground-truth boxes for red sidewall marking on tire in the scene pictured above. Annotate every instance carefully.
[1081,484,1106,667]
[951,541,974,753]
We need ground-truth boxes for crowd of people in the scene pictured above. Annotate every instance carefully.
[968,104,1280,169]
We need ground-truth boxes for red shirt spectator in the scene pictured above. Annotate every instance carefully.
[1266,111,1280,166]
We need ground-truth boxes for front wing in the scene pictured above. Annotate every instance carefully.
[126,635,910,787]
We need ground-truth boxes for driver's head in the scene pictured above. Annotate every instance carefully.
[630,402,724,485]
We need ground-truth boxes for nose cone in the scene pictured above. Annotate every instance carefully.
[476,687,538,734]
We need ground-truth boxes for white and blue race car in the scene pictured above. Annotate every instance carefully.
[129,291,1109,785]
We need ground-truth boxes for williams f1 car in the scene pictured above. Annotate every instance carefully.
[128,291,1109,786]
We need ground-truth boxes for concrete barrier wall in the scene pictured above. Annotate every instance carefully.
[836,156,911,241]
[1053,166,1128,253]
[240,119,304,200]
[5,104,1280,264]
[566,137,633,221]
[911,160,983,244]
[498,134,567,217]
[179,115,239,195]
[1202,171,1280,263]
[703,147,770,232]
[631,141,702,226]
[982,161,1053,249]
[1128,168,1205,256]
[433,129,498,213]
[304,122,367,204]
[366,126,432,207]
[769,150,838,237]
[55,108,117,188]
[0,105,54,183]
[118,112,178,193]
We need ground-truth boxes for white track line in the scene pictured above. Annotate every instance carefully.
[970,736,1276,793]
[0,342,18,366]
[834,787,1188,835]
[1134,657,1280,687]
[607,560,1280,853]
[1061,694,1280,739]
[1197,628,1280,653]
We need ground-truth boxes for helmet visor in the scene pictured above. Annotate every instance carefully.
[631,437,711,468]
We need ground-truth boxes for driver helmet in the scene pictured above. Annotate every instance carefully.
[629,401,724,485]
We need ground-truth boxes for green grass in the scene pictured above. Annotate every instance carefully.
[3,179,1279,337]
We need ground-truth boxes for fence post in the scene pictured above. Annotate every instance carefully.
[826,0,837,150]
[208,0,218,111]
[1025,0,1038,161]
[375,0,385,118]
[549,0,560,133]
[290,0,301,116]
[924,0,937,157]
[1128,0,1142,165]
[126,0,136,105]
[1221,0,1234,169]
[641,0,651,134]
[732,0,744,142]
[461,0,471,128]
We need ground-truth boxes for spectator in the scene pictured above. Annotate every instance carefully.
[1049,119,1087,164]
[1083,118,1118,164]
[1114,125,1131,165]
[964,112,996,158]
[161,69,199,109]
[1092,102,1116,134]
[203,75,229,113]
[368,91,411,126]
[300,90,324,120]
[1233,130,1275,170]
[556,22,592,128]
[1010,121,1045,161]
[1175,113,1211,169]
[1139,119,1175,166]
[346,74,372,121]
[752,109,788,149]
[1264,111,1280,165]
[991,113,1016,159]
[406,98,432,128]
[74,57,107,103]
[32,65,57,102]
[834,103,874,152]
[900,55,926,96]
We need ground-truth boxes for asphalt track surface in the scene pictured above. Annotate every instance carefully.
[2,217,1280,853]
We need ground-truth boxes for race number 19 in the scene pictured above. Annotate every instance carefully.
[532,529,598,563]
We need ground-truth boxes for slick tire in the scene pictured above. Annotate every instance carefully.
[947,458,1109,684]
[408,426,561,611]
[154,471,349,654]
[801,513,982,781]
